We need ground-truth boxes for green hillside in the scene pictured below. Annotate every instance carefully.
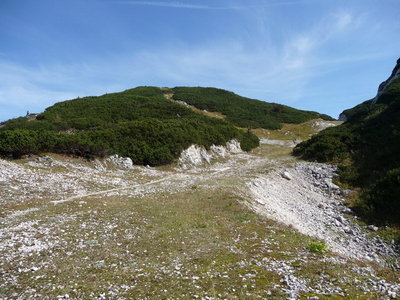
[293,76,400,225]
[0,87,259,165]
[1,86,334,166]
[172,87,333,129]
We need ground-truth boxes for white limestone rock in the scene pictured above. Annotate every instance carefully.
[367,225,379,232]
[106,155,133,169]
[178,139,242,169]
[178,145,212,169]
[281,171,292,180]
[226,139,242,153]
[210,145,228,158]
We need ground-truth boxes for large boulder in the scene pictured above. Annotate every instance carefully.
[178,145,212,169]
[106,154,133,169]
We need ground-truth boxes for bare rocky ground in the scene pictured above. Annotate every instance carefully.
[1,123,399,299]
[249,162,399,263]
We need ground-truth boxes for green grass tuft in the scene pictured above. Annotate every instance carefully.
[307,241,329,254]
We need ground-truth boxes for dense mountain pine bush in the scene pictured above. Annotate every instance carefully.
[293,77,400,225]
[172,87,333,129]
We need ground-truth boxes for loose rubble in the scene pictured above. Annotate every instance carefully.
[249,162,399,263]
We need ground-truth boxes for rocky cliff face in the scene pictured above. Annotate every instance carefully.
[338,113,347,122]
[373,58,400,104]
[339,58,400,119]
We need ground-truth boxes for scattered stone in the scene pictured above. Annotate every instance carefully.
[334,220,341,227]
[324,179,339,191]
[281,171,292,180]
[248,161,399,263]
[367,225,379,232]
[342,207,354,215]
[344,227,354,235]
[335,216,346,224]
[30,266,39,272]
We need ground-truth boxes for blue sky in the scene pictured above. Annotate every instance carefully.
[1,0,399,121]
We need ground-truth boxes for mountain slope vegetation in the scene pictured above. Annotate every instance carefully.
[172,87,333,129]
[0,87,259,165]
[0,86,333,165]
[293,71,400,225]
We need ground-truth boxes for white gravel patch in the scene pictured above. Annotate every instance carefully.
[248,162,398,263]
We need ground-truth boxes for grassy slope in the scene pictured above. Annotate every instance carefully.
[293,77,400,225]
[172,87,334,130]
[253,120,342,141]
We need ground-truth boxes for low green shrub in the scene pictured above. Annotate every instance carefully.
[307,241,329,254]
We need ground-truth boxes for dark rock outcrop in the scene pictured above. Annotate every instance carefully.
[338,112,347,122]
[339,58,400,120]
[373,58,400,104]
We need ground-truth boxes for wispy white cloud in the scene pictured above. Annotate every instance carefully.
[115,1,221,10]
[278,10,371,74]
[334,11,353,30]
[0,7,391,121]
[115,0,314,10]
